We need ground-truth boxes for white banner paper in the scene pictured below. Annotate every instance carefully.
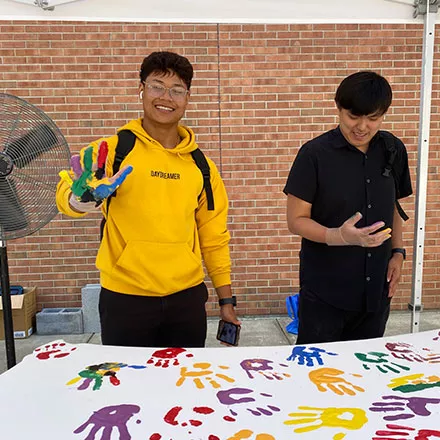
[0,329,439,439]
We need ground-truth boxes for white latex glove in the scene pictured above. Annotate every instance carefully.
[326,212,391,247]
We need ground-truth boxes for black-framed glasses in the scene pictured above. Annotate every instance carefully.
[143,82,189,101]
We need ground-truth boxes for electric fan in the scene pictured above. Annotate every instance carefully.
[0,93,70,369]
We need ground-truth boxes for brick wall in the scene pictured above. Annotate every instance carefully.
[1,21,439,316]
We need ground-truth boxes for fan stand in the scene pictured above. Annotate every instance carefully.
[0,93,71,370]
[0,231,16,369]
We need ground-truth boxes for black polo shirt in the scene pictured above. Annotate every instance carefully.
[284,127,412,312]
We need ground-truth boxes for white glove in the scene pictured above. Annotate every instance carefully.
[326,212,391,247]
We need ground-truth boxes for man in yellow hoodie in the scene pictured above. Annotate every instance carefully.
[56,51,240,348]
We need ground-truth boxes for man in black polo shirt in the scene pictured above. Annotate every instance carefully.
[284,71,412,344]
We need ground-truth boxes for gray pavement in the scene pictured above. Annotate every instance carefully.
[1,310,439,374]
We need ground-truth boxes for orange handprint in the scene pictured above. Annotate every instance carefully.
[176,362,235,389]
[309,367,365,396]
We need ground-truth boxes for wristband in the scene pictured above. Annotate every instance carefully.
[219,296,237,307]
[392,248,406,260]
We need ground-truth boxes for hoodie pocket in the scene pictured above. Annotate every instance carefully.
[114,241,204,294]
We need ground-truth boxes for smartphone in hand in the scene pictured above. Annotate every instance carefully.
[216,319,241,346]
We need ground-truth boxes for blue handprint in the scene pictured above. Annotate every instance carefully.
[287,346,337,367]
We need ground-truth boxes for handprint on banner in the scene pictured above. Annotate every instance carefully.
[73,404,140,440]
[216,387,281,421]
[147,347,193,368]
[385,342,440,364]
[34,341,77,360]
[309,367,365,396]
[370,395,440,421]
[227,429,275,440]
[164,405,215,427]
[284,406,368,438]
[148,406,219,440]
[287,346,338,367]
[434,331,440,341]
[59,142,133,204]
[67,362,146,391]
[388,373,440,394]
[355,352,411,374]
[176,362,235,389]
[149,433,219,440]
[373,423,440,440]
[240,358,291,381]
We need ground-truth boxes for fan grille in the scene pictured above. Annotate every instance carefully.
[0,93,70,241]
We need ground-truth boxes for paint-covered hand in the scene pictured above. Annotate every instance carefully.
[326,212,391,247]
[59,141,133,212]
[309,367,365,396]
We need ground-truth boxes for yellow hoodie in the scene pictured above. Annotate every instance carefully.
[56,119,231,296]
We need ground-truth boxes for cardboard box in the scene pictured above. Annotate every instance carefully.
[0,287,37,339]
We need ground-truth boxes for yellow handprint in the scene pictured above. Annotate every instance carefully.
[388,373,440,393]
[176,362,235,389]
[227,430,275,440]
[284,406,368,437]
[309,368,365,396]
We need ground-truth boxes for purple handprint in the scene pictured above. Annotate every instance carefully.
[217,387,280,421]
[287,346,337,367]
[386,342,440,364]
[370,395,440,421]
[74,404,140,440]
[385,342,426,362]
[240,358,290,380]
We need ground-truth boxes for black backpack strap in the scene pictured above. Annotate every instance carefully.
[191,148,214,211]
[100,129,137,240]
[381,131,409,221]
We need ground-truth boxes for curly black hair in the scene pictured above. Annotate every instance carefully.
[139,51,193,89]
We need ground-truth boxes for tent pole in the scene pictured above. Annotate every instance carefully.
[409,0,438,333]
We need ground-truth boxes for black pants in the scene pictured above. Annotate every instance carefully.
[99,283,209,348]
[296,288,391,345]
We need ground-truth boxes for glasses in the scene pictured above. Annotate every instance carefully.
[143,82,189,101]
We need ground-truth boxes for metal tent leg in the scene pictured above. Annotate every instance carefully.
[410,0,439,332]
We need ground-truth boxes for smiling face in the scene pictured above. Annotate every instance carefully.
[337,107,385,152]
[140,70,190,129]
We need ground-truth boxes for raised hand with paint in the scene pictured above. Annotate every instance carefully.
[59,141,133,213]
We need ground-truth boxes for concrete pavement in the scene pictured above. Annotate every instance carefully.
[1,310,439,374]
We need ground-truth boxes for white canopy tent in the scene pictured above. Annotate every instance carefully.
[0,0,438,334]
[0,0,427,23]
